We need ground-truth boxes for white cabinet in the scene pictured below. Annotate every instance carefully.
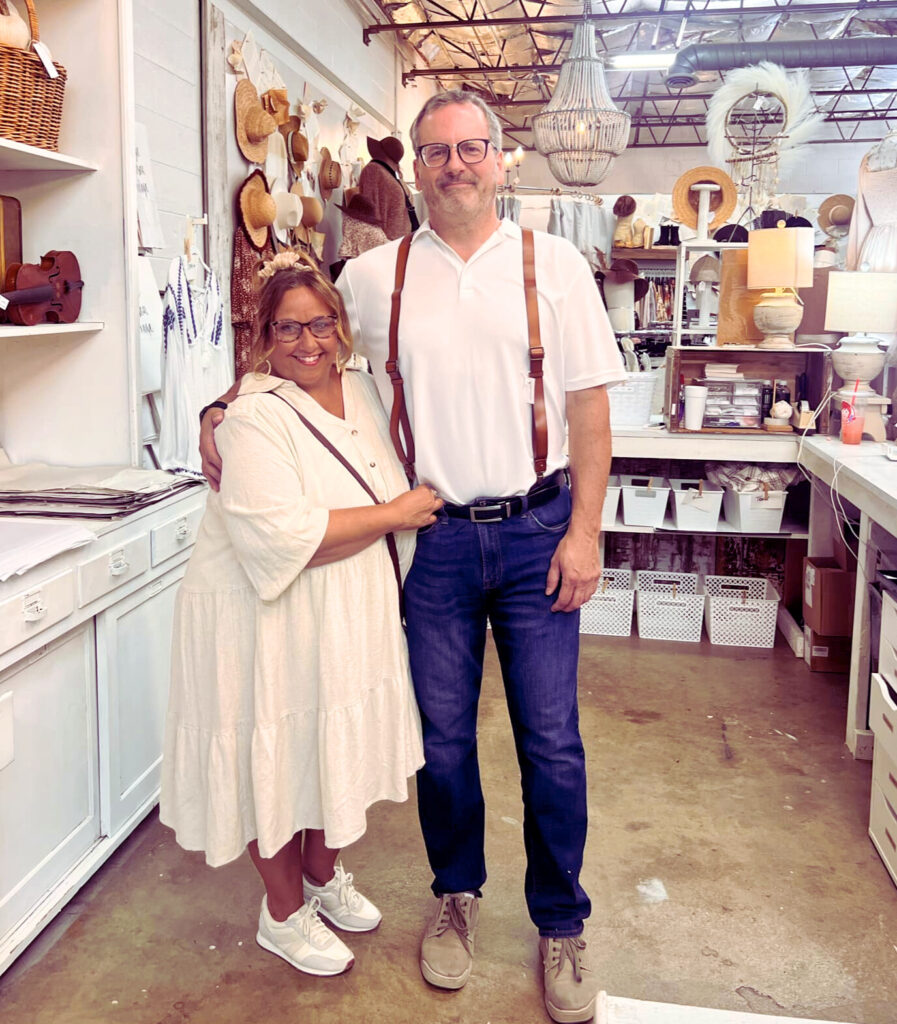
[96,565,185,836]
[0,623,99,943]
[0,489,205,974]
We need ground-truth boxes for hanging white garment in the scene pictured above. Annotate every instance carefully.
[159,256,231,474]
[496,195,522,223]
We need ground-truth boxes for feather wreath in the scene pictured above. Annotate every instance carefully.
[706,62,822,186]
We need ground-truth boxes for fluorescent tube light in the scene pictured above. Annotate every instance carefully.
[609,53,676,70]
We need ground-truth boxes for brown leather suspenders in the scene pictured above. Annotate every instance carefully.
[385,228,548,486]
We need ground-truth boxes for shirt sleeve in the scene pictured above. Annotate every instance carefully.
[559,245,626,392]
[215,402,329,602]
[337,264,368,360]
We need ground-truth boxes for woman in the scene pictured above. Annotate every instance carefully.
[160,251,441,977]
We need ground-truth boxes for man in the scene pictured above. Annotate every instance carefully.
[201,90,623,1023]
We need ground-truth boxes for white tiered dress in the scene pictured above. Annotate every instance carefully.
[160,369,423,867]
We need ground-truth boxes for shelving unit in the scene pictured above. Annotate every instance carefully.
[0,138,99,174]
[671,239,748,349]
[0,323,105,340]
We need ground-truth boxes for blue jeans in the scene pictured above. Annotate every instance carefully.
[404,486,591,937]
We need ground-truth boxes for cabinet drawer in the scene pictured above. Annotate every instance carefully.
[873,740,897,810]
[77,535,149,607]
[870,673,897,767]
[0,570,75,655]
[150,502,204,567]
[869,780,897,888]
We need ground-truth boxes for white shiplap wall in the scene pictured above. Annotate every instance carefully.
[133,0,204,289]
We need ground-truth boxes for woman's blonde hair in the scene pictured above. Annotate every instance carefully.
[249,250,354,374]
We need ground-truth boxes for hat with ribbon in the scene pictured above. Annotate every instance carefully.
[367,135,405,167]
[237,169,276,250]
[318,148,343,200]
[234,79,277,164]
[672,166,737,232]
[289,181,324,245]
[595,258,649,302]
[818,194,855,238]
[278,117,309,174]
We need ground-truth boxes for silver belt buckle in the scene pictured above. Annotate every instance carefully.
[469,502,509,523]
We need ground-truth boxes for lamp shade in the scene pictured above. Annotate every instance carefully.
[825,271,897,333]
[746,226,814,290]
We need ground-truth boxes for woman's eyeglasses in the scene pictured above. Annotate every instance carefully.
[416,139,492,168]
[271,315,338,342]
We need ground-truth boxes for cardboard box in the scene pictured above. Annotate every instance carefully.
[832,525,859,570]
[803,625,851,674]
[803,556,855,637]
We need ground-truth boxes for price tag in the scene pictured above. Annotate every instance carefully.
[0,295,9,311]
[32,41,59,79]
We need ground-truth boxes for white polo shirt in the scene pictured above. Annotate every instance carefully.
[338,219,624,505]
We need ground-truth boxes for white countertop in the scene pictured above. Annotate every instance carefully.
[612,425,800,462]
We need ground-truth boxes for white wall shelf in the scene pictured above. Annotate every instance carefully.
[0,323,104,341]
[603,512,808,540]
[0,138,98,174]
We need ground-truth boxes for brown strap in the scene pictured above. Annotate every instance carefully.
[521,228,547,480]
[268,392,404,618]
[386,234,416,485]
[387,228,547,483]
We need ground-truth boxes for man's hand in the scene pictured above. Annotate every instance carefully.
[200,408,226,491]
[545,528,601,613]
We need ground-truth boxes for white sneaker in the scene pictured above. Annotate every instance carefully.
[256,895,354,976]
[303,862,382,933]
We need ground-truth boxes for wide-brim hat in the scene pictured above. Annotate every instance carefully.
[713,223,748,243]
[238,169,276,250]
[367,134,404,166]
[337,194,380,226]
[273,190,302,233]
[818,193,855,237]
[234,79,277,164]
[596,259,648,301]
[264,130,290,196]
[689,254,721,284]
[260,88,290,126]
[318,148,342,200]
[672,167,737,231]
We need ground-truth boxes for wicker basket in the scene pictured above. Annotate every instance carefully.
[0,0,67,151]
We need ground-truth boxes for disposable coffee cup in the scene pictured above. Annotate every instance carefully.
[683,385,709,430]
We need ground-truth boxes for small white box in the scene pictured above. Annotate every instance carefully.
[669,479,723,531]
[580,569,634,637]
[602,476,621,528]
[620,475,670,528]
[722,487,787,533]
[635,570,704,642]
[704,575,780,648]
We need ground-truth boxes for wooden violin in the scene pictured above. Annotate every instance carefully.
[1,251,83,326]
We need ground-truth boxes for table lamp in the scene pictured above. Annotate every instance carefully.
[824,269,897,403]
[747,222,814,349]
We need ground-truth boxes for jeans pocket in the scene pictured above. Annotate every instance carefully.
[528,488,572,532]
[416,513,446,537]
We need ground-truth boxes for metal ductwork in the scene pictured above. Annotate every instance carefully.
[667,37,897,89]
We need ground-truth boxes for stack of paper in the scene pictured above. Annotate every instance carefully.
[704,363,744,379]
[0,520,96,581]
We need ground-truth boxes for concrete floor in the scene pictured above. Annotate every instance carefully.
[3,634,897,1024]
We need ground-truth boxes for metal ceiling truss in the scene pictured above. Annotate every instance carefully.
[370,0,897,147]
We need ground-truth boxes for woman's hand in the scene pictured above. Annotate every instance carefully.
[388,485,443,531]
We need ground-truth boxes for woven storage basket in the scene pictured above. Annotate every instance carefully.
[580,569,634,637]
[0,0,67,151]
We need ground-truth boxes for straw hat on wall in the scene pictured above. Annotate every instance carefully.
[235,80,277,164]
[237,169,276,250]
[672,167,737,231]
[318,148,342,200]
[818,194,855,238]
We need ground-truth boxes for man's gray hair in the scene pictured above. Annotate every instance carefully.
[409,89,503,154]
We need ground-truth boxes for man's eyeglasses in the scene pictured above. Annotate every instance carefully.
[271,316,338,342]
[416,139,492,169]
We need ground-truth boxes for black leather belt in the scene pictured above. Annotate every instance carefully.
[443,469,567,523]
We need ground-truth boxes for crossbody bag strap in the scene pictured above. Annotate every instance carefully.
[521,228,548,480]
[268,391,404,618]
[386,233,416,485]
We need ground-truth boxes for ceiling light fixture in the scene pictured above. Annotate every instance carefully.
[531,2,631,187]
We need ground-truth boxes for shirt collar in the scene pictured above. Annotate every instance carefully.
[412,217,521,261]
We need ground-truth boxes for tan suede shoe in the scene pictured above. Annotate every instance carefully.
[539,935,597,1023]
[420,893,479,989]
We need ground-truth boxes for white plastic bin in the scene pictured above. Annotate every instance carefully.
[722,487,787,533]
[602,476,621,528]
[635,570,704,642]
[608,372,657,427]
[580,569,634,637]
[669,478,723,531]
[621,476,670,528]
[704,575,780,648]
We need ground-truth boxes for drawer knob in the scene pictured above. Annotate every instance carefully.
[174,520,190,542]
[23,593,47,622]
[109,552,130,576]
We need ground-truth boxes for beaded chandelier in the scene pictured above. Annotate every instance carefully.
[532,6,631,187]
